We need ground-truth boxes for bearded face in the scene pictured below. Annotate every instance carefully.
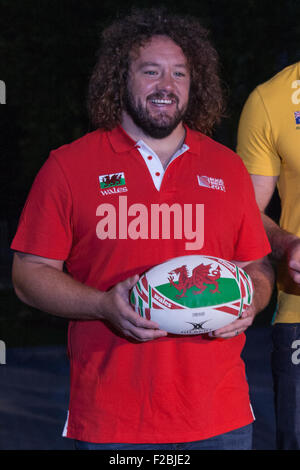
[122,36,191,139]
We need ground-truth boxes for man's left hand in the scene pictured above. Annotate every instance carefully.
[209,256,274,339]
[209,303,256,339]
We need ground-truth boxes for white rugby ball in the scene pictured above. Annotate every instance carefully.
[130,255,253,335]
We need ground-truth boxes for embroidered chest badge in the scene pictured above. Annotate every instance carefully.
[197,175,226,192]
[99,172,128,195]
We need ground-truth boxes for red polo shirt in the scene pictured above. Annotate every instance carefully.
[11,125,270,443]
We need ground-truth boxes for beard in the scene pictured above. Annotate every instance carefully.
[123,87,188,139]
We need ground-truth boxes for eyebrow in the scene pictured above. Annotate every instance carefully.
[139,61,188,68]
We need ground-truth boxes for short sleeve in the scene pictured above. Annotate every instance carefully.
[237,87,281,176]
[11,153,73,260]
[233,162,271,261]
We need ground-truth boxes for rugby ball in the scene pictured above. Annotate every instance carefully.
[130,255,253,335]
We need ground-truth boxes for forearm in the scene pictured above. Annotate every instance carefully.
[243,256,275,314]
[262,213,299,261]
[12,253,166,341]
[12,258,105,320]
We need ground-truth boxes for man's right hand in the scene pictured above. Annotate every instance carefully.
[100,275,168,342]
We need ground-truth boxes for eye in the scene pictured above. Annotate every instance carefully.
[174,71,186,78]
[144,70,158,76]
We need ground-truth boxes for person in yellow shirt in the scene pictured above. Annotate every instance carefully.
[237,62,300,450]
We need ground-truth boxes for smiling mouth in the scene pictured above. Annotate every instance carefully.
[148,95,180,109]
[150,99,173,105]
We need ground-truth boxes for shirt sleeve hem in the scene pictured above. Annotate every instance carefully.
[10,242,69,261]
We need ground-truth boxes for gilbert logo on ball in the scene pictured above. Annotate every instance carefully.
[130,255,253,335]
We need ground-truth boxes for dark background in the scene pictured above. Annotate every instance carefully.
[0,0,300,347]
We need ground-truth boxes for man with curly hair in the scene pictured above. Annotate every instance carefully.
[11,8,273,450]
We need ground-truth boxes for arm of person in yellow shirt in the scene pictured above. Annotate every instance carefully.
[251,174,300,285]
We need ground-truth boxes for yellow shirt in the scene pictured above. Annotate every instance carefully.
[237,62,300,323]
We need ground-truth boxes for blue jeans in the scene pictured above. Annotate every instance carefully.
[272,323,300,450]
[74,424,252,450]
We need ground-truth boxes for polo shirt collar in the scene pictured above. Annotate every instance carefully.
[107,126,137,153]
[107,124,204,155]
[183,125,205,156]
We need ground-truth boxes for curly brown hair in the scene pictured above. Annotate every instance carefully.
[87,8,225,135]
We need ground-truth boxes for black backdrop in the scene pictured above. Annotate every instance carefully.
[1,0,300,347]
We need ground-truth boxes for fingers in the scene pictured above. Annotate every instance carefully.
[116,308,168,342]
[122,321,168,342]
[115,274,139,297]
[288,240,300,284]
[209,308,254,339]
[105,275,168,342]
[289,263,300,284]
[120,304,165,333]
[209,322,247,339]
[289,259,300,271]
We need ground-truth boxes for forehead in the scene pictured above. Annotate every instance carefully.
[130,35,188,67]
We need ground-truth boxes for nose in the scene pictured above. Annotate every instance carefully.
[156,71,175,93]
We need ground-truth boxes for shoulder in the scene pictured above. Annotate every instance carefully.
[204,134,241,161]
[238,63,299,114]
[254,62,299,102]
[189,128,245,168]
[259,62,299,89]
[49,129,106,166]
[187,128,249,185]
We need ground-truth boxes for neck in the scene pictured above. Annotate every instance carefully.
[121,112,186,168]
